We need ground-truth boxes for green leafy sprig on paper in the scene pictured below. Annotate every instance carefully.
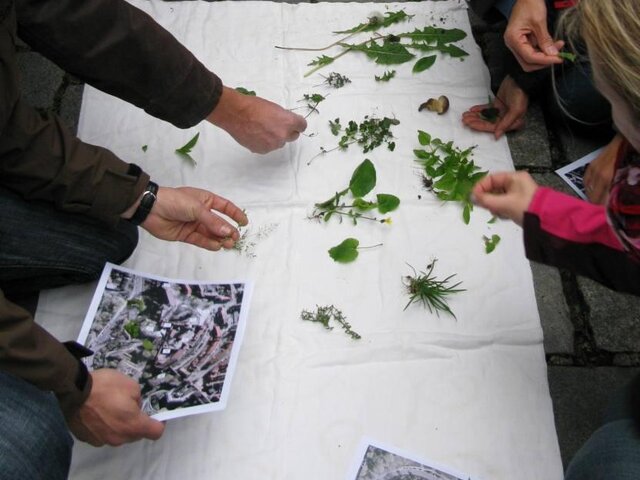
[328,237,382,263]
[301,305,361,340]
[403,260,465,318]
[413,130,486,224]
[299,10,468,78]
[310,159,399,225]
[318,72,352,89]
[375,70,396,82]
[175,132,200,165]
[483,234,501,254]
[298,93,327,118]
[311,115,399,164]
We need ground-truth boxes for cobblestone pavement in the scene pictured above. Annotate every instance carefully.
[14,2,640,472]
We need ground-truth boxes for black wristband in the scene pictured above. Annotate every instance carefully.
[128,181,159,226]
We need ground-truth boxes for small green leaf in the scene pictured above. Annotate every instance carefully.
[376,193,400,214]
[176,132,200,155]
[329,238,360,263]
[235,87,256,96]
[349,159,377,197]
[558,51,577,62]
[484,234,501,253]
[462,203,471,224]
[418,130,431,146]
[412,55,436,73]
[141,145,148,152]
[346,39,414,65]
[353,198,376,211]
[329,118,341,136]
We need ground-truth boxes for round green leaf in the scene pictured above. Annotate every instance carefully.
[376,193,400,214]
[328,238,360,263]
[349,159,377,198]
[413,55,436,73]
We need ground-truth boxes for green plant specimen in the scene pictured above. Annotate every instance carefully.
[141,145,148,152]
[413,130,487,224]
[375,70,396,82]
[558,51,577,62]
[319,72,352,88]
[483,234,501,253]
[233,223,279,258]
[334,10,413,34]
[312,115,398,164]
[479,107,499,123]
[300,305,361,340]
[235,87,256,96]
[310,159,399,224]
[175,132,200,165]
[328,237,382,263]
[403,260,465,318]
[302,16,469,77]
[298,93,327,117]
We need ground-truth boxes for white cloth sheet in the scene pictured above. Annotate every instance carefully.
[35,1,563,478]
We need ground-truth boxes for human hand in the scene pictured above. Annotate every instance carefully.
[583,134,623,205]
[207,86,307,154]
[139,186,248,251]
[471,171,539,226]
[504,0,565,71]
[462,76,529,139]
[68,369,165,447]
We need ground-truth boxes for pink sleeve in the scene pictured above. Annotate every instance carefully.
[527,187,624,251]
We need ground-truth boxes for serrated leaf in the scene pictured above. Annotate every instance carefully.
[376,193,400,214]
[346,39,414,65]
[308,55,334,67]
[328,238,360,263]
[176,132,200,155]
[403,27,467,44]
[375,69,396,82]
[418,130,431,146]
[413,55,436,73]
[438,44,468,58]
[334,10,412,34]
[349,159,377,197]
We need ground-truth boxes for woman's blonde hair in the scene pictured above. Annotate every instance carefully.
[558,0,640,121]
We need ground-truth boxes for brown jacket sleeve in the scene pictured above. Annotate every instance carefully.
[15,0,223,128]
[0,290,92,418]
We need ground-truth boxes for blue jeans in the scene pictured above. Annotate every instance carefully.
[0,186,138,295]
[0,186,139,478]
[565,377,640,480]
[0,371,73,480]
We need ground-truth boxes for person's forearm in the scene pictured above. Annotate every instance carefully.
[0,290,92,419]
[16,0,222,128]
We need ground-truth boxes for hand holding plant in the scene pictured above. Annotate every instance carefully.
[471,171,539,226]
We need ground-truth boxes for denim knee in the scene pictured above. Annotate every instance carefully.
[0,371,73,480]
[565,419,640,480]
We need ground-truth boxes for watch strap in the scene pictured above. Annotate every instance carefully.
[129,181,159,226]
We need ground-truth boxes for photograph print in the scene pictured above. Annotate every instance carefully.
[348,438,475,480]
[78,263,252,421]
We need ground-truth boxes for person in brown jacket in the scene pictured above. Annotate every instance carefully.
[0,0,306,478]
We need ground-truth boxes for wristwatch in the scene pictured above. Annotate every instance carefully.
[128,181,159,226]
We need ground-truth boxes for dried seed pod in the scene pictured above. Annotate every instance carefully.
[418,95,450,114]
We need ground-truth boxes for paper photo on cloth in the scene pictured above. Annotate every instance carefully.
[77,263,252,421]
[555,147,605,200]
[347,437,476,480]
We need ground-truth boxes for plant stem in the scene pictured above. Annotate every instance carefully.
[274,27,364,52]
